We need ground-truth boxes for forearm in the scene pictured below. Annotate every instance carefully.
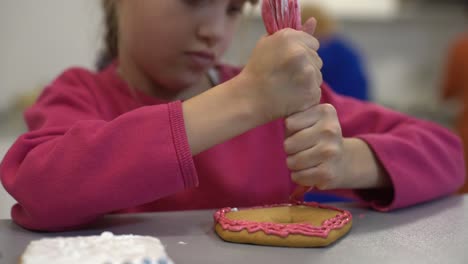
[342,138,391,189]
[1,105,200,231]
[183,74,264,155]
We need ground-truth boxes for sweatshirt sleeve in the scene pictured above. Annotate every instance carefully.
[321,84,465,211]
[0,69,198,231]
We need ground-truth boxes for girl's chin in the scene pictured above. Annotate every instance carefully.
[180,70,208,84]
[152,66,209,90]
[164,73,205,90]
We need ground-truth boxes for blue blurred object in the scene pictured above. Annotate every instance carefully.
[304,192,354,203]
[318,35,369,101]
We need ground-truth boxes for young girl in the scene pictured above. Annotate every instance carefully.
[0,0,464,231]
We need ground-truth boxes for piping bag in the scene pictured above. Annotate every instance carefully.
[261,0,316,202]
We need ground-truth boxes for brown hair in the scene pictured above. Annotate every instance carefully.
[97,0,258,70]
[97,0,118,70]
[301,4,336,38]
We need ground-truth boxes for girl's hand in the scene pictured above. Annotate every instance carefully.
[284,104,392,190]
[284,104,345,190]
[239,19,323,122]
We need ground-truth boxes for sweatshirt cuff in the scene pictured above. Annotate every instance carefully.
[168,101,198,189]
[353,134,399,211]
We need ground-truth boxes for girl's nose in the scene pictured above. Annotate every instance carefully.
[197,14,226,47]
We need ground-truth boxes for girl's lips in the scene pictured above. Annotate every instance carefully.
[185,51,215,69]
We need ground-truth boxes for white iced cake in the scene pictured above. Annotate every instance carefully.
[20,232,174,264]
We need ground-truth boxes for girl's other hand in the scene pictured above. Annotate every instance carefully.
[284,104,346,190]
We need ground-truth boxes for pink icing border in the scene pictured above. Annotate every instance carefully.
[214,202,352,238]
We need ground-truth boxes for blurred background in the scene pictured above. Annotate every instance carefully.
[0,0,467,219]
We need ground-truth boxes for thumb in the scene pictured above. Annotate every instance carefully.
[302,17,317,36]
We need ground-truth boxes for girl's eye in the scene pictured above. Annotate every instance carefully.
[183,0,244,17]
[183,0,209,7]
[227,4,243,17]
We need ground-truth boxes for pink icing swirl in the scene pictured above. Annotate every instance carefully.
[214,202,352,238]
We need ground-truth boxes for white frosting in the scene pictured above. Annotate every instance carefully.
[21,232,174,264]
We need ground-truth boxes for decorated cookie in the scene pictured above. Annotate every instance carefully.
[214,202,352,247]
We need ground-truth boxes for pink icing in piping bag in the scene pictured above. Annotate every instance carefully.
[261,0,315,202]
[261,0,302,33]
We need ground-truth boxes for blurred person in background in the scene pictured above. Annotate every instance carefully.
[302,4,370,101]
[441,27,468,194]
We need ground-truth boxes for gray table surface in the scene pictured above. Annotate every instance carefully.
[1,195,467,264]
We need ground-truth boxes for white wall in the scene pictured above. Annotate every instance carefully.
[0,0,102,112]
[0,0,102,219]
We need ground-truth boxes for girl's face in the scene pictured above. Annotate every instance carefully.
[117,0,247,92]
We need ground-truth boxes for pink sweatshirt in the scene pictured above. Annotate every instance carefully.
[0,64,465,231]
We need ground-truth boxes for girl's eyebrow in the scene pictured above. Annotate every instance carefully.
[232,0,249,4]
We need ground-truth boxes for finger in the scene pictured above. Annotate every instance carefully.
[287,143,340,171]
[302,50,323,92]
[292,30,320,51]
[301,17,320,51]
[302,17,317,36]
[275,28,319,52]
[304,49,323,70]
[303,51,323,98]
[291,166,331,190]
[284,125,320,155]
[308,61,323,89]
[303,56,323,86]
[285,104,322,136]
[315,65,323,88]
